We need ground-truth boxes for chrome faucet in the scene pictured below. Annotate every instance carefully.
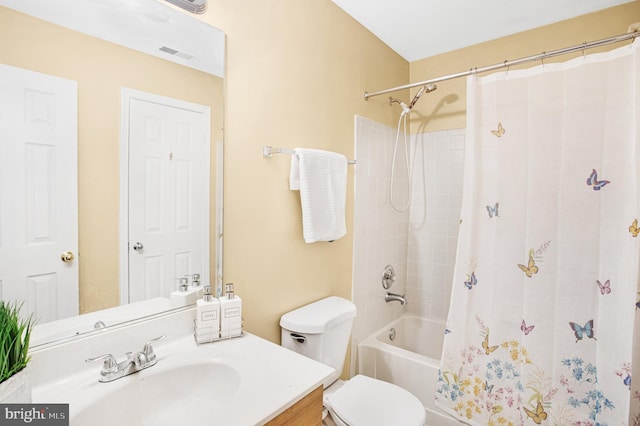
[385,292,407,305]
[86,334,166,382]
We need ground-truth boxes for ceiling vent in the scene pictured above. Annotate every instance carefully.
[159,46,195,60]
[162,0,207,14]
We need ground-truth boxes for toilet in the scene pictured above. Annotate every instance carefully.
[280,296,426,426]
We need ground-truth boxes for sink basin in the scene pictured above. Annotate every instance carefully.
[72,361,240,426]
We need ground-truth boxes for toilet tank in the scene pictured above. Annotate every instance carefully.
[280,296,356,386]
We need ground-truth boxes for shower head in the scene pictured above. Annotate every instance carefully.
[408,84,437,109]
[389,83,437,116]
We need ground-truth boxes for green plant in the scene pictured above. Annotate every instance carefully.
[0,301,33,383]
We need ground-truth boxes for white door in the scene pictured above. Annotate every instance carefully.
[0,64,78,322]
[127,94,210,303]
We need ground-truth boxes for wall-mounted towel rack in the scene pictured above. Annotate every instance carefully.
[263,146,356,165]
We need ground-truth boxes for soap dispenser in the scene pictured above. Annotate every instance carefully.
[170,277,197,308]
[219,283,242,338]
[194,285,220,344]
[189,273,204,299]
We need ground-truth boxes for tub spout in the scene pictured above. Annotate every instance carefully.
[385,292,406,305]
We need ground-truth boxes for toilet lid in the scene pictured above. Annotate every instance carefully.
[327,375,426,426]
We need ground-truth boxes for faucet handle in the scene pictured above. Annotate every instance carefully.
[142,334,166,362]
[86,353,118,374]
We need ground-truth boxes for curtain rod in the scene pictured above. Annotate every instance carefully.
[363,30,640,100]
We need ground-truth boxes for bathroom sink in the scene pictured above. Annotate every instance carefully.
[31,310,334,425]
[71,361,241,426]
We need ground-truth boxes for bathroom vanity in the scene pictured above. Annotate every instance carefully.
[29,307,333,425]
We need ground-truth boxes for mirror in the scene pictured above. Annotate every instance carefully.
[0,0,224,347]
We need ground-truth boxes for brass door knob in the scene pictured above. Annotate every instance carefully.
[61,251,75,263]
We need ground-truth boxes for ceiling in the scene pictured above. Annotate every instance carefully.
[331,0,635,62]
[1,0,634,73]
[0,0,224,76]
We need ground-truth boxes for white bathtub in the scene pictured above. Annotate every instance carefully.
[358,315,461,426]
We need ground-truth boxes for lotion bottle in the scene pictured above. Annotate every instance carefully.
[195,285,220,343]
[219,283,242,338]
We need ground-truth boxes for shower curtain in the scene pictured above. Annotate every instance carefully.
[436,40,640,425]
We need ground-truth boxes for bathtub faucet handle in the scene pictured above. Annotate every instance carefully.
[382,265,396,289]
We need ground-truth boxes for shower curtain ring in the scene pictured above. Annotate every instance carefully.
[582,42,588,59]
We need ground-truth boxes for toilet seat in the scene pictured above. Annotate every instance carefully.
[326,375,426,426]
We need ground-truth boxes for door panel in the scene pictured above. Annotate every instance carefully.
[0,64,78,322]
[128,97,209,303]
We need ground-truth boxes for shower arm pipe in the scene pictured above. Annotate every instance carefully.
[363,30,640,100]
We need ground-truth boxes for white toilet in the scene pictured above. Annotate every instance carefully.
[280,296,426,426]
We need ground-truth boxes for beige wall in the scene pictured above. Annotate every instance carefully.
[0,7,223,314]
[409,1,640,132]
[196,0,410,344]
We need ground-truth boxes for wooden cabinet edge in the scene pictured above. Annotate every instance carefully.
[265,386,323,426]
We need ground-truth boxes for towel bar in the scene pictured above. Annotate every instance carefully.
[263,146,356,165]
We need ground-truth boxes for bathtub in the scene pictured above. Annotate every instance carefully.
[358,314,460,426]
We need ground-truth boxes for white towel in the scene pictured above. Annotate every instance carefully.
[289,148,347,243]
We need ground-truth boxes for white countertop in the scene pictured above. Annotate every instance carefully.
[30,308,334,425]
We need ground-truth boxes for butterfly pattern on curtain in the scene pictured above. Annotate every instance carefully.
[435,40,640,426]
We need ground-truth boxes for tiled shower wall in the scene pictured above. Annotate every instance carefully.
[352,116,410,352]
[352,116,466,357]
[405,129,466,321]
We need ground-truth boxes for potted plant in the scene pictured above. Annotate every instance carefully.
[0,301,34,402]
